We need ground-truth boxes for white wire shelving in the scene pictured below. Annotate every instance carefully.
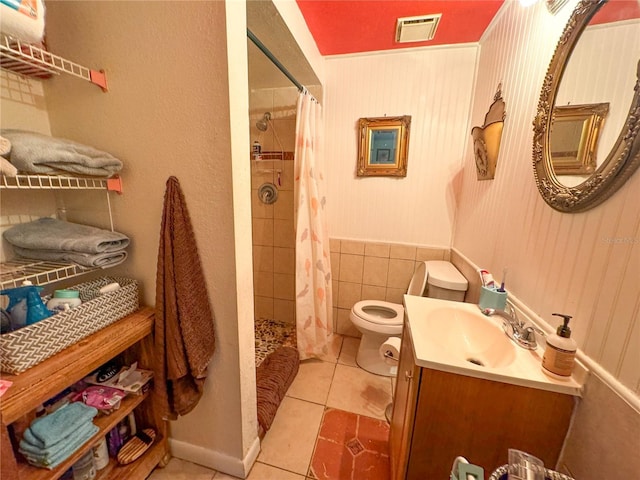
[0,34,107,91]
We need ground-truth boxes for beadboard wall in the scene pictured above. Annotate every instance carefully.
[323,44,478,247]
[454,0,640,396]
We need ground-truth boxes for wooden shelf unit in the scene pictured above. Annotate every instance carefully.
[0,307,169,480]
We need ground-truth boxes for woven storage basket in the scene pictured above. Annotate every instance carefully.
[0,276,139,375]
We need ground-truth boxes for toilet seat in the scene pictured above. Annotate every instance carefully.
[352,300,403,326]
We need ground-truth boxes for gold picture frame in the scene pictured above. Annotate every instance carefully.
[357,116,411,177]
[549,103,609,175]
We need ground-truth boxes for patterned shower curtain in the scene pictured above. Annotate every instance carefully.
[294,91,334,360]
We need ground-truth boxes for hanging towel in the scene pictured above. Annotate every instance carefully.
[154,176,216,419]
[0,130,123,177]
[4,217,129,253]
[23,402,98,449]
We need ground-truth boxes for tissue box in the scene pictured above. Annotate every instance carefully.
[478,286,507,311]
[84,363,153,396]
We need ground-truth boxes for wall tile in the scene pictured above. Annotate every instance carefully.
[254,295,274,319]
[385,287,405,304]
[252,218,274,247]
[387,259,415,289]
[254,271,274,297]
[341,240,365,255]
[273,219,295,248]
[274,273,295,300]
[416,247,446,262]
[251,190,274,219]
[251,169,274,189]
[337,281,362,309]
[332,280,339,307]
[361,285,386,302]
[362,256,389,287]
[337,308,360,337]
[339,254,364,283]
[273,246,294,274]
[273,299,295,324]
[330,251,340,279]
[390,244,417,260]
[365,242,390,258]
[279,159,295,191]
[274,190,294,220]
[330,238,341,253]
[253,245,274,273]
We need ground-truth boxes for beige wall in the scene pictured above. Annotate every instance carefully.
[41,1,257,476]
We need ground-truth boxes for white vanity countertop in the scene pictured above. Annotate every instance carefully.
[404,295,585,397]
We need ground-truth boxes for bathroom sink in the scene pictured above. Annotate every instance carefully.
[423,307,516,368]
[403,295,584,396]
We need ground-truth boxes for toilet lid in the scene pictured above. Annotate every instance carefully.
[407,261,428,296]
[353,300,403,326]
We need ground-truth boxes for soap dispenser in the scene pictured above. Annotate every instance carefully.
[542,313,577,377]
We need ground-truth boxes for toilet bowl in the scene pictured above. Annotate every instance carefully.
[350,260,468,376]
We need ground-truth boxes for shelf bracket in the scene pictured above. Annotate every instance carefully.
[107,175,123,194]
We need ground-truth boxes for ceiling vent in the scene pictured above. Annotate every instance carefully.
[395,14,442,43]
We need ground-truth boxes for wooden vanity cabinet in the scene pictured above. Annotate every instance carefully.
[389,319,575,480]
[0,307,169,480]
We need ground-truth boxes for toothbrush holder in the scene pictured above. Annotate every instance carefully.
[479,286,508,311]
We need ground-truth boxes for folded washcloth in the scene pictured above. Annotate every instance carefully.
[20,421,97,458]
[4,217,129,253]
[20,423,99,469]
[0,129,122,177]
[13,246,128,268]
[22,402,98,449]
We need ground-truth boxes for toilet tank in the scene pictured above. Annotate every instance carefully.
[424,261,468,302]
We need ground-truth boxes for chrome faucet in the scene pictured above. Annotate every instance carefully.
[480,302,544,350]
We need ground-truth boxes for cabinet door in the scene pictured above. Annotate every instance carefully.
[389,322,420,480]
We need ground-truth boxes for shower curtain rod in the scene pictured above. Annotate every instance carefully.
[247,29,305,92]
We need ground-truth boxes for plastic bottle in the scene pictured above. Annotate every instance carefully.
[47,289,82,313]
[252,140,262,160]
[542,313,577,377]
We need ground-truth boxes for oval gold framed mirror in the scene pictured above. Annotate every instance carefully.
[533,0,640,213]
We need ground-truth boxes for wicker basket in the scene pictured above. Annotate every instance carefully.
[0,276,139,375]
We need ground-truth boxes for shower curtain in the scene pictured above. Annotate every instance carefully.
[294,91,334,360]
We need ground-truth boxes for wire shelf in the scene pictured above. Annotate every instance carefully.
[0,35,107,90]
[0,258,97,290]
[1,174,108,190]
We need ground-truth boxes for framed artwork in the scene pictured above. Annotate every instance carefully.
[357,116,411,177]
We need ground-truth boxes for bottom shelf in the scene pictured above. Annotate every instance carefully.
[95,437,166,480]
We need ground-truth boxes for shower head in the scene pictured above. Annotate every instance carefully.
[256,112,271,131]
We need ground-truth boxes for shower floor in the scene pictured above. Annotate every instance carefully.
[254,317,296,366]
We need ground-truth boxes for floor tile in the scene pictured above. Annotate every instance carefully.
[310,408,390,480]
[326,364,393,420]
[338,337,359,367]
[148,457,216,480]
[287,359,336,404]
[214,461,306,479]
[258,396,324,475]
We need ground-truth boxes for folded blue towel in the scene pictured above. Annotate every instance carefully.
[20,423,99,469]
[20,421,97,458]
[25,402,97,449]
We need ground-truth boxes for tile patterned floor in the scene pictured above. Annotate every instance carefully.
[148,335,394,480]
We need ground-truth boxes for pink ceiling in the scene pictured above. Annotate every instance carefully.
[295,0,505,56]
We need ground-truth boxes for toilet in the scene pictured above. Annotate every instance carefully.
[350,260,468,376]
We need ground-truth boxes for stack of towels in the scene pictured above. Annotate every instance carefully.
[19,402,99,469]
[3,217,130,268]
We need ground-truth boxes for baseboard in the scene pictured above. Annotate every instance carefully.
[168,435,261,479]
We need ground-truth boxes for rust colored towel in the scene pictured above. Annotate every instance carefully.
[154,176,216,419]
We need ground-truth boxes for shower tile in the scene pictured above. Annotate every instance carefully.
[326,364,393,421]
[287,359,336,404]
[361,285,386,301]
[389,244,416,260]
[416,247,446,262]
[251,169,275,189]
[274,247,295,274]
[274,273,295,300]
[251,190,274,219]
[254,295,274,319]
[148,457,216,480]
[329,238,341,253]
[338,337,359,367]
[341,240,365,255]
[337,281,362,309]
[274,190,294,220]
[273,299,295,324]
[386,259,415,289]
[254,271,274,297]
[365,242,390,258]
[338,254,364,283]
[363,256,389,287]
[252,218,274,246]
[280,160,295,191]
[258,396,324,475]
[253,245,274,272]
[273,219,295,248]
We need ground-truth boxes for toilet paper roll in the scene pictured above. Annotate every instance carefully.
[379,337,401,365]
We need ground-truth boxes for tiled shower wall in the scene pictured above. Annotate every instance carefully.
[330,239,450,337]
